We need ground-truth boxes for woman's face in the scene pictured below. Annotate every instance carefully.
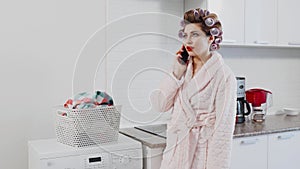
[182,23,213,58]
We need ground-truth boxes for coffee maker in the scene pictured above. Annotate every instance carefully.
[236,77,251,124]
[246,88,273,122]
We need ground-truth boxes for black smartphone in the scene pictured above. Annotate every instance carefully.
[178,46,189,65]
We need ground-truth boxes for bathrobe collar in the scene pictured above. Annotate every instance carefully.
[184,51,224,98]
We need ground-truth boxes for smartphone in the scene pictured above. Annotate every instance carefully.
[178,46,189,65]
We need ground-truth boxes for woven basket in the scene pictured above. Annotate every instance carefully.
[55,105,121,147]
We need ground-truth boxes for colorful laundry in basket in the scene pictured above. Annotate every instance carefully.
[64,91,114,109]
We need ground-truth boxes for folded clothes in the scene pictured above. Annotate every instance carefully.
[95,91,114,106]
[64,91,114,109]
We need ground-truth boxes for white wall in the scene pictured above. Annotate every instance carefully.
[0,0,106,169]
[1,0,300,169]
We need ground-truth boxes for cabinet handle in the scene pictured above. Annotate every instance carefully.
[254,41,270,44]
[222,40,236,43]
[277,134,294,140]
[240,139,258,145]
[288,42,300,46]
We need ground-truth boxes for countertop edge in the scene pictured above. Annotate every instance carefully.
[233,127,300,138]
[119,131,166,149]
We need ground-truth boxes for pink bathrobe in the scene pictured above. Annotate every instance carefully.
[151,52,237,169]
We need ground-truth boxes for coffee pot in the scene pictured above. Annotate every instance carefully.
[245,88,273,122]
[236,77,251,124]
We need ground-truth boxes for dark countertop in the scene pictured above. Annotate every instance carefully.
[234,114,300,138]
[120,114,300,148]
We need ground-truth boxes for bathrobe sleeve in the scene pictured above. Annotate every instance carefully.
[206,74,237,169]
[150,73,184,112]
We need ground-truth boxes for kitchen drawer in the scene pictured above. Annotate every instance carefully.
[230,135,268,169]
[268,131,300,169]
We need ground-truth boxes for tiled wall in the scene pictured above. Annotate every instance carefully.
[101,0,184,127]
[220,46,300,114]
[95,0,300,128]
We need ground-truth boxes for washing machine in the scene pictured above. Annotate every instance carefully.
[28,134,142,169]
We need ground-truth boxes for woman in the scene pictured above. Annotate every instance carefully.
[151,8,237,169]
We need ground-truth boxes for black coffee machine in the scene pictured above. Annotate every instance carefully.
[236,77,251,124]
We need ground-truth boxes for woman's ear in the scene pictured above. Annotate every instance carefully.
[209,35,215,43]
[207,35,215,46]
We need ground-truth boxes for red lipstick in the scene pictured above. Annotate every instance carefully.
[186,46,193,51]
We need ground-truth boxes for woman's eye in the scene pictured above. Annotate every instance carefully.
[192,33,199,37]
[182,34,187,39]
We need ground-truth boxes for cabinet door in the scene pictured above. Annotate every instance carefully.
[278,0,300,45]
[207,0,245,44]
[268,131,300,169]
[230,135,268,169]
[184,0,206,12]
[245,0,277,45]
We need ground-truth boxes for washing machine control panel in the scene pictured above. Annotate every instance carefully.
[84,153,109,169]
[40,149,141,169]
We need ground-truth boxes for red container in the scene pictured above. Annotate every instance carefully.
[245,89,272,107]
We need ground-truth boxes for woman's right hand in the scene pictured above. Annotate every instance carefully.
[173,47,188,80]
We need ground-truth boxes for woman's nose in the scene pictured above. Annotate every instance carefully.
[186,38,193,45]
[184,37,193,44]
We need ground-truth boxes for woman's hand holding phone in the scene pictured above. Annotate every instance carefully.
[178,45,189,65]
[173,45,189,80]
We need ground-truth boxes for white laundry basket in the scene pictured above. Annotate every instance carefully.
[55,105,121,147]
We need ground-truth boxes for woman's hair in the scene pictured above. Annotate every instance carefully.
[179,8,223,50]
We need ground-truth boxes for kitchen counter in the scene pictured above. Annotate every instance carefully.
[234,114,300,138]
[120,114,300,148]
[120,126,166,148]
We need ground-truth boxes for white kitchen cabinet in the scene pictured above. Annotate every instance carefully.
[230,135,268,169]
[206,0,245,44]
[142,146,164,169]
[184,0,206,11]
[278,0,300,46]
[244,0,277,45]
[185,0,300,48]
[207,0,245,44]
[268,131,300,169]
[188,0,245,44]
